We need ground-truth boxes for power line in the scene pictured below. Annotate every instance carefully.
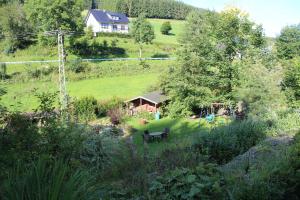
[0,57,176,65]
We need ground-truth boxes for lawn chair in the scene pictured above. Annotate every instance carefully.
[162,127,170,139]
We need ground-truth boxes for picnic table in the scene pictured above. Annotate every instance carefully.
[149,132,164,139]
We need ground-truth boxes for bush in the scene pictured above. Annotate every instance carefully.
[97,97,124,117]
[194,119,267,164]
[136,111,154,121]
[2,157,97,200]
[160,21,172,35]
[73,96,98,123]
[149,164,225,199]
[107,108,124,125]
[68,58,89,73]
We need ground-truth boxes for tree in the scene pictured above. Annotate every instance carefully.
[282,57,300,108]
[161,8,266,117]
[276,24,300,60]
[24,0,84,45]
[0,2,34,52]
[131,14,155,59]
[234,58,286,117]
[161,21,172,35]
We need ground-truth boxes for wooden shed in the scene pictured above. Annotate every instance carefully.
[126,91,168,114]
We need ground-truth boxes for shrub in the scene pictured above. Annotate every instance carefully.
[160,21,172,35]
[73,96,98,123]
[136,111,154,121]
[194,119,267,164]
[107,108,124,125]
[2,157,97,200]
[149,164,225,199]
[97,97,124,117]
[68,58,89,73]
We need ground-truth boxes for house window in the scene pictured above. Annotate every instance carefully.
[113,25,118,31]
[101,23,109,29]
[121,25,126,30]
[111,16,120,20]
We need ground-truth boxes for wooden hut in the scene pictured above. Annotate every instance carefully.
[126,91,168,114]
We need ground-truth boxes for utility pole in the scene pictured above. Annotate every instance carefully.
[45,29,69,118]
[57,31,68,113]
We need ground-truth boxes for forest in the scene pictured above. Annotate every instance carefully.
[0,0,300,199]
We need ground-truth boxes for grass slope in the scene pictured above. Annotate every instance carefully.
[2,73,159,111]
[0,18,185,63]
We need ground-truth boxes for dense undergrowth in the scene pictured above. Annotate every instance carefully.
[0,103,299,199]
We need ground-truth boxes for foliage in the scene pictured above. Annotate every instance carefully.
[0,2,34,52]
[131,14,155,58]
[161,9,266,117]
[194,119,267,164]
[282,57,300,108]
[276,24,300,60]
[107,107,124,125]
[73,96,98,123]
[24,0,84,45]
[2,157,97,200]
[160,21,172,35]
[0,63,7,79]
[69,36,126,57]
[99,0,200,20]
[149,164,225,199]
[80,128,124,173]
[135,111,154,121]
[68,58,89,73]
[234,57,287,117]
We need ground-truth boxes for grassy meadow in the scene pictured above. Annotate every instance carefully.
[0,18,185,63]
[0,18,183,111]
[2,73,159,111]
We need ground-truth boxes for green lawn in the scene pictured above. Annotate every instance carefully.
[147,18,185,45]
[128,118,203,155]
[0,18,184,63]
[126,116,231,155]
[2,73,159,111]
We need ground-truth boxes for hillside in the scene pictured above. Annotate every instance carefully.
[96,0,204,19]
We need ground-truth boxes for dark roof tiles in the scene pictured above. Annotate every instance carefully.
[127,91,169,104]
[89,9,129,24]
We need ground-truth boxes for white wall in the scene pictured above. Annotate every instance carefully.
[86,13,129,34]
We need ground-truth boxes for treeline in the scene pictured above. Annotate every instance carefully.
[94,0,203,20]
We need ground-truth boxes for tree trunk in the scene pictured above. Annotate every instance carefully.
[139,45,143,60]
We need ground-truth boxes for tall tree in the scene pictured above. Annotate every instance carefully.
[276,24,300,60]
[131,14,155,59]
[25,0,85,45]
[161,8,266,117]
[0,2,34,52]
[282,57,300,108]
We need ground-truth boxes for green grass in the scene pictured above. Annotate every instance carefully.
[127,118,217,155]
[1,73,159,111]
[147,18,185,45]
[0,18,184,63]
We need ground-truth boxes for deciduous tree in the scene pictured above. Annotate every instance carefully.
[131,14,155,59]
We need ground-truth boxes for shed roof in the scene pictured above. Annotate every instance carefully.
[87,9,129,24]
[127,91,169,105]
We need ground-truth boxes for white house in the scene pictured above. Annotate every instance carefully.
[85,9,129,35]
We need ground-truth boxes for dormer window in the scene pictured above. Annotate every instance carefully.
[111,16,119,20]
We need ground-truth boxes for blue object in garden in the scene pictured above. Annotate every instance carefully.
[155,111,161,120]
[206,114,215,123]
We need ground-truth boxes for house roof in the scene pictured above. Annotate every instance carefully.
[127,91,169,105]
[87,9,129,24]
